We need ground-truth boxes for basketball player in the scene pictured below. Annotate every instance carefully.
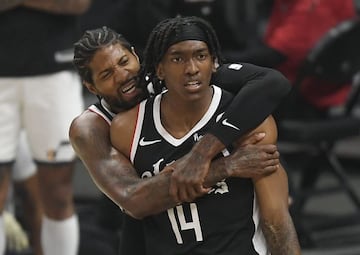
[110,16,301,254]
[71,26,290,215]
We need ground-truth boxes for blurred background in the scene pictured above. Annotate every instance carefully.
[2,0,360,254]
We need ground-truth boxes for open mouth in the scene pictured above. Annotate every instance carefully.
[121,77,138,94]
[185,80,201,87]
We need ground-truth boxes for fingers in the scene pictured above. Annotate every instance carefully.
[263,164,280,175]
[178,184,209,203]
[239,132,266,146]
[169,175,209,204]
[258,144,278,154]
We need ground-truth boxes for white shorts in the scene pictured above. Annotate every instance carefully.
[12,131,36,181]
[0,71,84,163]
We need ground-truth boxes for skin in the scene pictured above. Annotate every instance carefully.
[69,42,280,219]
[14,175,43,255]
[110,40,301,254]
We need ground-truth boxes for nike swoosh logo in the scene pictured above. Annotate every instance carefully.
[139,137,162,146]
[222,119,240,130]
[216,112,225,122]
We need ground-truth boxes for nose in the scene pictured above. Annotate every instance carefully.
[185,59,199,75]
[114,65,128,83]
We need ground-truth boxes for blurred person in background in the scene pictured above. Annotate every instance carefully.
[0,1,92,255]
[236,0,358,119]
[9,132,43,255]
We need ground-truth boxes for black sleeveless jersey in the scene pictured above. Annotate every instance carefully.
[130,86,269,255]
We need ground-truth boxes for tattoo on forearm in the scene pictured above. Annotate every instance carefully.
[261,215,301,255]
[203,159,228,188]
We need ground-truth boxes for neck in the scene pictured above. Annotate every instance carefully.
[160,86,213,138]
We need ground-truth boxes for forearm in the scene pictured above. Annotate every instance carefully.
[261,213,301,255]
[23,0,91,14]
[0,0,24,11]
[210,64,291,148]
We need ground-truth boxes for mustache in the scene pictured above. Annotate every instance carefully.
[120,75,140,87]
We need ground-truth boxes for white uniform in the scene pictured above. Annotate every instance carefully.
[0,71,83,163]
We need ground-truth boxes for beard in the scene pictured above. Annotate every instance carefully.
[107,89,148,113]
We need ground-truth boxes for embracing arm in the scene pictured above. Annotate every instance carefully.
[105,107,280,217]
[206,63,291,153]
[248,116,301,255]
[69,111,180,219]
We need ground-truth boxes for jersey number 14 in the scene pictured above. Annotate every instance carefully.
[167,203,203,244]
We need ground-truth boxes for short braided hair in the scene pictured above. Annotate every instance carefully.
[73,26,132,84]
[140,16,224,94]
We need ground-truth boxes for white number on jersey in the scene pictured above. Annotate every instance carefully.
[167,203,203,244]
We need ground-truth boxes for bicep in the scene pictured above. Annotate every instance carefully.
[248,116,289,213]
[253,165,289,217]
[69,116,138,197]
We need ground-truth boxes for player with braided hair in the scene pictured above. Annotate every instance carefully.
[110,15,301,254]
[140,16,223,94]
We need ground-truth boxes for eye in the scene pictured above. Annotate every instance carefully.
[100,70,112,80]
[119,57,129,66]
[197,53,208,60]
[171,56,183,63]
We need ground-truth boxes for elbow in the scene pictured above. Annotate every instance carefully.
[268,69,292,97]
[122,199,147,219]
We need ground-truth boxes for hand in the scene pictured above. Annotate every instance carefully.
[226,143,280,178]
[168,151,211,203]
[3,211,29,252]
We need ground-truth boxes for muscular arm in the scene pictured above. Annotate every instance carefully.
[198,63,291,157]
[245,116,301,255]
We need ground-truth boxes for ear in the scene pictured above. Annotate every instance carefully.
[84,81,98,96]
[156,62,165,80]
[131,47,140,64]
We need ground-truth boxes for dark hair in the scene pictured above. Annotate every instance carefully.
[140,16,224,94]
[73,26,132,84]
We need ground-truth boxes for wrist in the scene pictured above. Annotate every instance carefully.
[193,133,225,159]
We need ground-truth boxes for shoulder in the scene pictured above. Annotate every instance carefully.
[110,105,140,157]
[111,105,140,131]
[69,109,110,146]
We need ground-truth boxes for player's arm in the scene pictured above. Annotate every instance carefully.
[244,116,301,255]
[169,64,291,200]
[107,106,280,217]
[69,109,181,219]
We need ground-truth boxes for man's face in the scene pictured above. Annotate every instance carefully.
[156,40,215,102]
[86,43,144,113]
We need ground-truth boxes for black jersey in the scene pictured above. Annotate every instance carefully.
[88,99,115,125]
[130,86,268,255]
